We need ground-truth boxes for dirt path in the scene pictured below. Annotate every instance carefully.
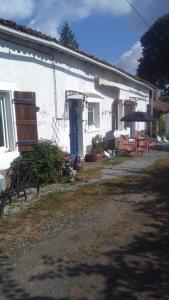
[0,151,169,300]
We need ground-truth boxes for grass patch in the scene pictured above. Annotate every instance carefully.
[82,166,102,178]
[146,157,169,174]
[103,155,131,166]
[0,177,135,257]
[0,184,110,257]
[144,157,169,195]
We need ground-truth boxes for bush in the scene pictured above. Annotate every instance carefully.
[91,134,114,153]
[165,131,169,140]
[91,134,104,153]
[158,115,166,137]
[11,139,64,186]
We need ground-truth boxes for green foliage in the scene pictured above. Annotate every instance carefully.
[160,96,169,103]
[139,130,144,137]
[92,134,103,153]
[12,139,64,185]
[91,134,109,153]
[59,22,79,49]
[137,14,169,96]
[92,134,103,147]
[158,115,166,137]
[165,131,169,140]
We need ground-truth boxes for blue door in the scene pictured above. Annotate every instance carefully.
[69,100,78,155]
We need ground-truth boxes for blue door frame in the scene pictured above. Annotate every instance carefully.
[69,100,78,155]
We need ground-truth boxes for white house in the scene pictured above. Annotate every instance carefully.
[0,19,155,169]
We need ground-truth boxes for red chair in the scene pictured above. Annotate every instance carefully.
[135,140,145,157]
[119,136,136,156]
[146,138,156,152]
[134,132,145,157]
[134,131,141,139]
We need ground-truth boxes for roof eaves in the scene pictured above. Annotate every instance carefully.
[0,18,156,91]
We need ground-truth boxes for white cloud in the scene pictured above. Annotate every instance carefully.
[38,0,169,36]
[0,0,168,38]
[115,41,142,74]
[30,0,133,36]
[84,0,132,15]
[0,0,34,19]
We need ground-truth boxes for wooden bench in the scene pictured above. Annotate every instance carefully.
[0,163,39,214]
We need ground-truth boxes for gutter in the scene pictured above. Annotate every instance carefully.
[0,24,155,92]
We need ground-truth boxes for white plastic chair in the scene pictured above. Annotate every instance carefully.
[164,137,169,143]
[156,135,163,143]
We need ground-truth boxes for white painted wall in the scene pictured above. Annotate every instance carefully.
[0,35,151,169]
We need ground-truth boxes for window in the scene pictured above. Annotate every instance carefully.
[88,103,94,126]
[88,102,100,128]
[0,97,8,147]
[0,92,14,150]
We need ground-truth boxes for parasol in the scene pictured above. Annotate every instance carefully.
[120,111,155,122]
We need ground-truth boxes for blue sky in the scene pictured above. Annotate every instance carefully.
[0,0,169,74]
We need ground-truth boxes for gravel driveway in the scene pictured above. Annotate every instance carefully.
[0,150,169,300]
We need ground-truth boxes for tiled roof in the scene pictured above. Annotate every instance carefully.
[0,18,155,89]
[153,100,169,113]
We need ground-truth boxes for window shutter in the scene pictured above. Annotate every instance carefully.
[124,100,132,115]
[13,91,38,152]
[112,100,118,131]
[124,100,132,128]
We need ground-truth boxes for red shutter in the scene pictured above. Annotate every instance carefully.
[13,91,38,152]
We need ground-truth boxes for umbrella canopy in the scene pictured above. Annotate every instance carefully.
[120,111,155,122]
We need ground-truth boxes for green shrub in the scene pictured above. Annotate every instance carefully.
[91,134,113,153]
[91,134,104,153]
[158,115,166,137]
[102,138,109,150]
[92,134,103,147]
[11,139,64,186]
[165,131,169,140]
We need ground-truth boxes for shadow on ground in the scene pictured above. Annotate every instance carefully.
[1,162,169,299]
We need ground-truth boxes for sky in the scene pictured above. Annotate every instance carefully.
[0,0,169,74]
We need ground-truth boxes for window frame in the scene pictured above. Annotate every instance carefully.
[87,101,100,129]
[0,96,8,148]
[0,92,14,151]
[88,103,95,126]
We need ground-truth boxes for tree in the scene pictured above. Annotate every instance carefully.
[59,22,79,49]
[137,14,169,97]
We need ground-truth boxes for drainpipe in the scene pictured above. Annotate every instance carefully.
[52,56,59,144]
[52,57,57,119]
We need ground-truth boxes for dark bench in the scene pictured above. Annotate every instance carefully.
[0,164,39,214]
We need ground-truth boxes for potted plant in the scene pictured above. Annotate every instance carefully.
[85,134,104,162]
